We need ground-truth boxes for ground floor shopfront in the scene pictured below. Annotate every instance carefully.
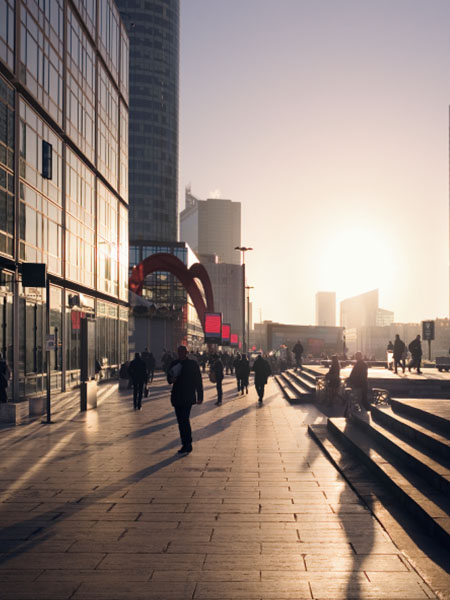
[0,267,128,402]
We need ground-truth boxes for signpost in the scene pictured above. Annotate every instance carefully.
[204,312,222,345]
[221,323,231,346]
[422,320,435,360]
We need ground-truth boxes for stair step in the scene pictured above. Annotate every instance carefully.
[291,367,317,385]
[353,413,450,496]
[285,370,316,392]
[372,405,450,462]
[274,375,302,403]
[279,373,312,401]
[391,398,450,433]
[326,417,450,549]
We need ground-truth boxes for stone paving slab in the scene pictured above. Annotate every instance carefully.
[0,374,441,599]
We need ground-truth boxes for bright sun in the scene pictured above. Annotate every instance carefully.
[316,225,397,301]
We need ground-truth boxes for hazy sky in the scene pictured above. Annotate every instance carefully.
[179,0,450,326]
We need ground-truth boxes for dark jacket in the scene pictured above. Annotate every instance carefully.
[213,358,224,382]
[168,358,203,407]
[0,360,9,388]
[292,342,303,358]
[408,338,422,358]
[347,360,368,389]
[237,357,250,381]
[393,338,406,359]
[325,361,340,387]
[253,356,271,385]
[128,357,147,383]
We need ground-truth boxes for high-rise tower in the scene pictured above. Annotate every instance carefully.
[117,0,179,242]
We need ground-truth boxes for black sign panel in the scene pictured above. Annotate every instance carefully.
[42,140,53,179]
[22,263,47,287]
[422,320,435,341]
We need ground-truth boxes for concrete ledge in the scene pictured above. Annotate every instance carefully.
[0,401,29,424]
[29,395,46,416]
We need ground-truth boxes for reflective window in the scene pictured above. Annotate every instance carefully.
[20,0,64,125]
[0,0,15,69]
[97,181,118,297]
[98,0,120,83]
[0,75,14,256]
[66,8,96,163]
[97,63,119,189]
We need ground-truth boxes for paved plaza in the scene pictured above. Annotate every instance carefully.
[0,374,446,599]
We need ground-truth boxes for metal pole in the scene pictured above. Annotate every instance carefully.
[428,339,431,361]
[242,259,246,354]
[247,291,250,354]
[45,277,52,423]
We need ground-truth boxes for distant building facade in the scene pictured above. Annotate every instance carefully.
[117,0,179,242]
[254,321,344,357]
[129,242,204,363]
[340,289,393,329]
[0,0,129,400]
[315,292,336,326]
[200,255,243,342]
[180,188,241,265]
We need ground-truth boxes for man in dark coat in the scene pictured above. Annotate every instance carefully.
[212,354,224,406]
[292,340,304,371]
[347,351,369,410]
[393,334,406,374]
[167,346,203,454]
[128,353,147,410]
[408,334,423,374]
[252,354,271,404]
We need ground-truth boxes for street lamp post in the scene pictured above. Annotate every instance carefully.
[235,246,253,354]
[246,286,254,354]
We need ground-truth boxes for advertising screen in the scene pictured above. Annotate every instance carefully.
[230,333,239,347]
[222,323,231,345]
[204,312,222,344]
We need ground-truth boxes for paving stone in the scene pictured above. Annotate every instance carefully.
[0,377,440,599]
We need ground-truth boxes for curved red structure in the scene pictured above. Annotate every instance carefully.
[129,253,214,329]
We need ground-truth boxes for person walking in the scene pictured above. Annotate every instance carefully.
[393,334,406,374]
[347,351,369,411]
[233,352,242,393]
[324,355,341,404]
[237,354,250,395]
[408,334,423,374]
[253,353,271,404]
[128,353,147,410]
[292,340,304,371]
[0,354,10,403]
[141,347,156,383]
[167,345,203,454]
[212,354,224,405]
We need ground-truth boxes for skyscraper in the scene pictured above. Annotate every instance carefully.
[180,188,241,265]
[117,0,179,242]
[315,292,336,326]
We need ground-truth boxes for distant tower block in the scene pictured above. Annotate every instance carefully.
[316,292,336,327]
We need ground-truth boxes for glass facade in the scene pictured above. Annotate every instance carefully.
[117,0,179,243]
[129,242,204,353]
[0,0,129,401]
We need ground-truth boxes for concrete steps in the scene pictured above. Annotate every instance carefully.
[275,369,315,403]
[309,398,450,549]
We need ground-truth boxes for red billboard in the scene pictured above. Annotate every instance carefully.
[221,323,231,345]
[204,312,222,344]
[230,333,239,347]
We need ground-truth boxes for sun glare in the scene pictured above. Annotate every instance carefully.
[317,225,396,301]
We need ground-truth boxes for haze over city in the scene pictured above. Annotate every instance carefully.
[180,0,450,326]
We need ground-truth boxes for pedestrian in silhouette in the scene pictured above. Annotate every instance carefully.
[325,355,341,404]
[408,334,423,374]
[141,347,156,383]
[233,352,242,393]
[253,354,272,404]
[0,353,10,403]
[292,340,304,371]
[167,346,203,454]
[212,354,224,405]
[237,354,250,395]
[393,334,406,374]
[347,351,369,411]
[128,353,147,410]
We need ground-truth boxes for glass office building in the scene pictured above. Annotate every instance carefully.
[0,0,129,400]
[116,0,179,243]
[129,241,204,361]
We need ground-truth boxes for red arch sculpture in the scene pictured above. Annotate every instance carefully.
[129,253,214,329]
